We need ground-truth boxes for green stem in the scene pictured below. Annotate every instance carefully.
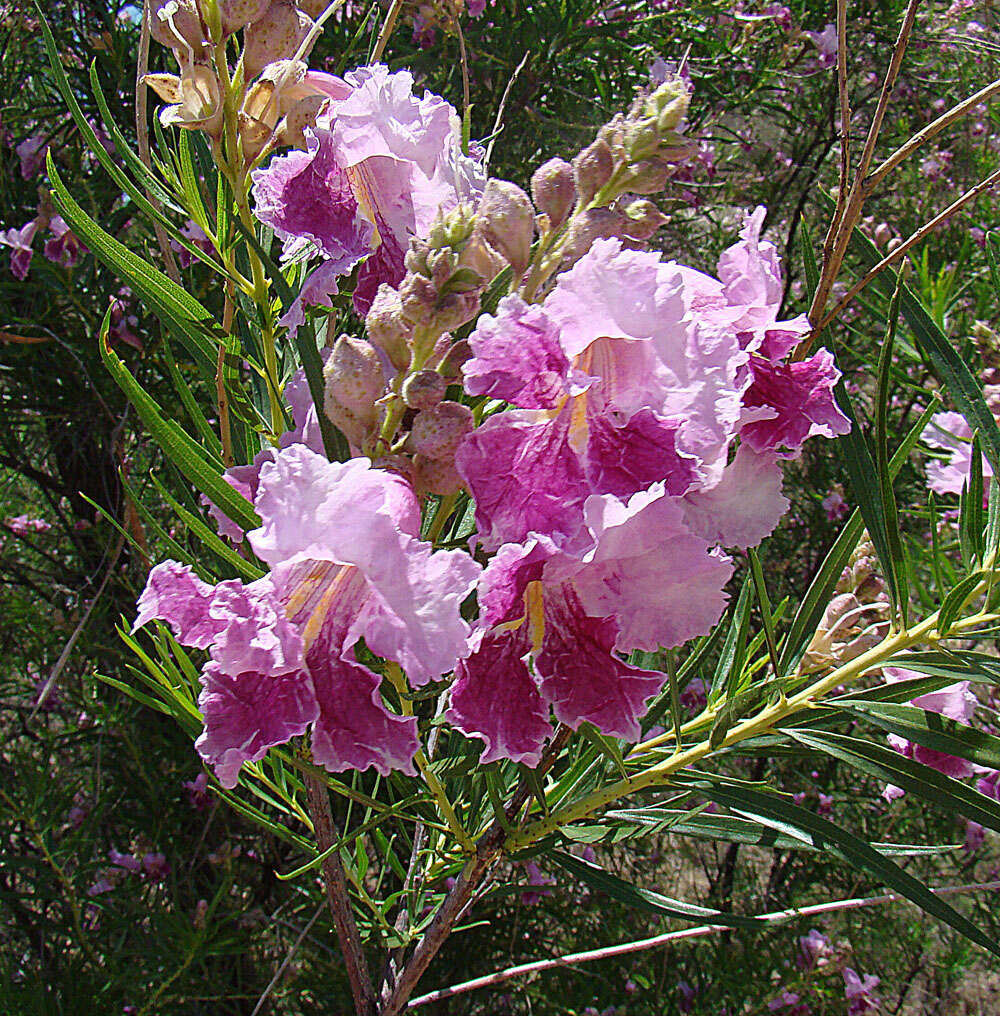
[505,575,997,852]
[385,663,475,854]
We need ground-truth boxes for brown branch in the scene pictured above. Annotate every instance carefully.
[807,0,921,333]
[303,776,377,1016]
[379,725,572,1015]
[817,165,1000,333]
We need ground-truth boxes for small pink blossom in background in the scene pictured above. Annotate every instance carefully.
[0,220,38,280]
[5,515,52,536]
[520,861,556,905]
[16,134,47,179]
[965,819,986,852]
[677,980,698,1013]
[43,215,85,268]
[183,772,212,811]
[170,219,214,269]
[767,990,806,1013]
[924,411,992,497]
[822,486,849,521]
[804,23,838,63]
[843,968,880,1014]
[108,288,142,350]
[798,928,834,969]
[142,852,170,879]
[87,876,115,897]
[882,667,981,799]
[108,848,142,874]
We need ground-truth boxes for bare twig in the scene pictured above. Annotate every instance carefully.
[251,902,326,1016]
[371,0,403,63]
[867,75,1000,190]
[807,0,921,332]
[817,165,1000,332]
[407,880,1000,1008]
[485,50,531,171]
[303,776,377,1016]
[380,726,572,1015]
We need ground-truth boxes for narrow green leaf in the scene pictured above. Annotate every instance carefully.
[549,850,762,928]
[99,313,261,533]
[938,571,986,637]
[702,783,1000,958]
[878,649,1000,686]
[789,729,1000,835]
[837,699,1000,771]
[709,573,753,701]
[780,399,939,674]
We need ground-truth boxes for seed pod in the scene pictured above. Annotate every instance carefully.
[622,158,670,195]
[150,0,206,57]
[572,138,614,206]
[623,199,667,240]
[366,285,413,369]
[409,401,474,461]
[244,2,313,80]
[402,370,447,410]
[531,158,576,228]
[477,179,535,276]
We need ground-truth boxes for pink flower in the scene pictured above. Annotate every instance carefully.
[520,861,555,904]
[446,487,733,764]
[843,968,880,1014]
[798,928,833,969]
[822,486,848,521]
[108,849,142,874]
[252,64,483,327]
[882,667,978,791]
[0,220,38,280]
[804,23,838,63]
[16,134,47,179]
[43,216,84,268]
[924,411,992,496]
[135,448,480,786]
[6,514,51,536]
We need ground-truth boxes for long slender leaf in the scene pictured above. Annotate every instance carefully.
[779,399,939,674]
[549,850,762,928]
[789,729,1000,834]
[700,783,1000,958]
[836,699,1000,771]
[99,314,261,533]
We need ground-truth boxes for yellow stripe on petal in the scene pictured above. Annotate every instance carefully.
[525,580,546,656]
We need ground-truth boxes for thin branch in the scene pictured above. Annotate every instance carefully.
[371,0,403,63]
[303,776,377,1016]
[251,902,325,1016]
[867,75,1000,190]
[817,165,1000,335]
[408,880,1000,1008]
[485,50,531,171]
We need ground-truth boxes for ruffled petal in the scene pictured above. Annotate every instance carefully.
[741,348,851,453]
[463,296,571,409]
[133,561,223,648]
[307,603,418,775]
[196,661,318,788]
[456,408,590,549]
[682,445,789,548]
[584,403,697,498]
[569,487,734,651]
[535,585,665,741]
[446,627,551,766]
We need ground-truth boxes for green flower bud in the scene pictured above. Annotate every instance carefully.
[623,199,667,240]
[366,284,413,369]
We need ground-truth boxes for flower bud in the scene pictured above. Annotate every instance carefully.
[562,207,628,263]
[412,454,465,497]
[622,199,667,240]
[219,0,271,34]
[244,2,314,81]
[645,78,690,131]
[621,158,670,195]
[873,222,892,247]
[623,118,660,163]
[402,370,447,410]
[573,138,614,205]
[409,401,474,461]
[531,158,576,228]
[431,291,481,333]
[398,274,440,327]
[323,334,385,416]
[366,285,412,369]
[438,339,471,381]
[477,179,535,276]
